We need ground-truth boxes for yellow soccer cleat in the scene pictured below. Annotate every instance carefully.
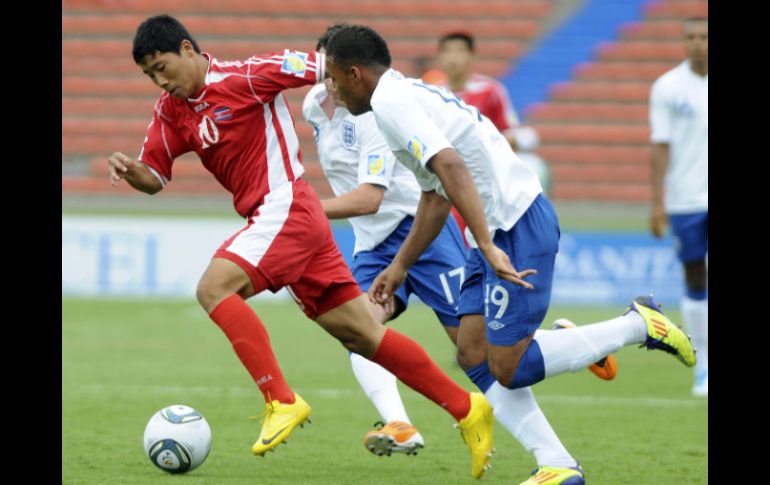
[252,393,312,456]
[364,420,425,456]
[628,295,697,367]
[552,318,618,380]
[457,392,495,479]
[519,465,585,485]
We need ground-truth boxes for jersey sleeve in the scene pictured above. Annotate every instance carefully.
[372,84,453,171]
[356,114,396,189]
[137,99,191,185]
[487,81,520,133]
[649,78,671,143]
[245,50,325,102]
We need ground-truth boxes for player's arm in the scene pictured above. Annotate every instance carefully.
[650,143,670,238]
[321,183,385,218]
[322,113,394,219]
[649,79,671,239]
[427,148,535,289]
[108,152,163,194]
[368,189,451,304]
[109,102,189,194]
[246,50,325,101]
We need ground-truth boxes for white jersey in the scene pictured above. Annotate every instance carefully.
[302,84,421,254]
[371,69,542,248]
[649,60,708,214]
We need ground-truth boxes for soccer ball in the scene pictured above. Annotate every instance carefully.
[143,404,212,474]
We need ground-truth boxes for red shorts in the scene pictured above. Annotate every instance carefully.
[214,179,362,319]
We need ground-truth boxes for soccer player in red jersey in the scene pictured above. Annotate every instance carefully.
[106,15,502,477]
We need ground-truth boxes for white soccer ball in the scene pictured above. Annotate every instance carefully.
[143,404,212,474]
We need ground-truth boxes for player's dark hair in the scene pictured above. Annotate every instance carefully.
[325,25,391,69]
[316,23,349,51]
[439,31,475,52]
[132,14,201,64]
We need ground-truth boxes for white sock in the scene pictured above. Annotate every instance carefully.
[349,352,411,423]
[485,382,576,468]
[535,312,647,377]
[681,296,708,375]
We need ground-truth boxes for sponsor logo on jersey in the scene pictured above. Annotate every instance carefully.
[281,50,308,77]
[367,154,385,176]
[194,101,210,113]
[342,121,356,148]
[407,136,427,162]
[213,106,233,122]
[487,320,505,331]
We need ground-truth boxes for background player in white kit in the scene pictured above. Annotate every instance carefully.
[304,25,614,464]
[649,17,708,397]
[325,24,697,485]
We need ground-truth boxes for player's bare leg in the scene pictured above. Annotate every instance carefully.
[197,258,309,456]
[458,315,578,470]
[316,294,494,478]
[486,296,694,393]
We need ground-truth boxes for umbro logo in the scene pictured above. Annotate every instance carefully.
[194,101,210,113]
[488,321,505,331]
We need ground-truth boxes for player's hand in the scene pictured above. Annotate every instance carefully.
[108,152,139,186]
[480,244,537,290]
[650,205,668,239]
[368,263,407,306]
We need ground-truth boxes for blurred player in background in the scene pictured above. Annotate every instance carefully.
[436,31,550,239]
[305,24,614,464]
[649,17,708,397]
[107,15,498,477]
[326,24,696,485]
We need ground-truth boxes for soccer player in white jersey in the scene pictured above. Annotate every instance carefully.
[325,25,696,485]
[303,27,465,455]
[304,25,615,461]
[649,17,708,397]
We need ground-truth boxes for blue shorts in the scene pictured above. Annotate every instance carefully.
[457,248,485,317]
[669,211,708,263]
[458,193,560,346]
[351,215,468,326]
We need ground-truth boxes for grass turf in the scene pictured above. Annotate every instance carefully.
[62,299,707,485]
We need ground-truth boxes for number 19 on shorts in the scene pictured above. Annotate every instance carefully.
[485,284,509,319]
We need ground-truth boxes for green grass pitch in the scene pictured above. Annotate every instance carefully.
[62,299,707,485]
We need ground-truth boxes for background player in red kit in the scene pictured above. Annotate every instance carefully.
[106,15,511,478]
[436,31,523,243]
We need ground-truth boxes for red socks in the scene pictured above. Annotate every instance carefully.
[209,294,295,404]
[372,328,471,421]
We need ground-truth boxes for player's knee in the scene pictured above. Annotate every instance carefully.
[456,342,486,371]
[491,341,546,390]
[684,260,707,292]
[338,332,378,357]
[196,278,226,312]
[489,356,518,388]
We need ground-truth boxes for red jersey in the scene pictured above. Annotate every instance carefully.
[138,50,324,218]
[441,73,519,135]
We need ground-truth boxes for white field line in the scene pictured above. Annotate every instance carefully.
[74,384,706,408]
